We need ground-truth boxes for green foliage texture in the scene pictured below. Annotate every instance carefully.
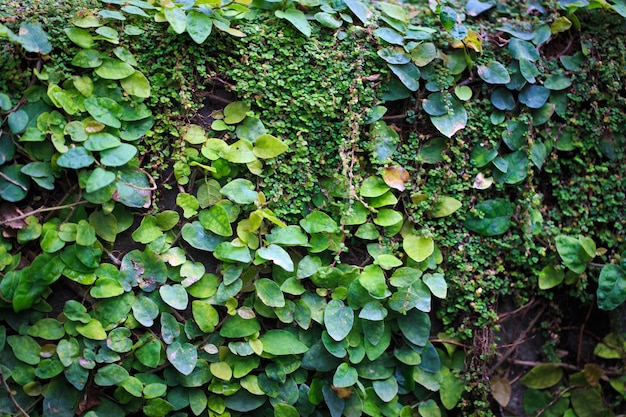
[0,0,626,416]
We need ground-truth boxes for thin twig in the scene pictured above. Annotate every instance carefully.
[0,201,89,225]
[490,304,547,372]
[0,368,30,417]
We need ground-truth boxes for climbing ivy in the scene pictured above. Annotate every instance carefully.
[1,0,626,416]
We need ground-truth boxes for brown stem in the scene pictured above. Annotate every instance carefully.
[0,368,30,417]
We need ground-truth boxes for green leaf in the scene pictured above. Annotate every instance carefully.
[410,42,437,66]
[71,49,102,68]
[183,124,207,145]
[423,273,447,298]
[477,61,510,84]
[100,143,137,166]
[431,196,461,218]
[121,70,151,98]
[377,48,410,65]
[314,12,343,29]
[76,318,107,340]
[493,151,529,184]
[508,38,540,61]
[84,97,122,128]
[388,63,421,92]
[359,265,388,297]
[398,309,430,346]
[95,363,129,386]
[8,335,41,364]
[132,295,160,327]
[8,110,29,134]
[65,27,94,48]
[430,96,467,138]
[186,10,213,44]
[220,179,258,205]
[164,6,187,34]
[373,208,402,227]
[16,22,52,54]
[260,330,308,355]
[373,375,398,402]
[275,9,312,37]
[333,363,358,388]
[520,364,563,389]
[255,278,286,307]
[257,244,294,272]
[360,176,390,197]
[519,85,550,109]
[464,199,514,236]
[214,242,252,263]
[226,139,256,163]
[95,58,135,80]
[555,235,593,274]
[324,299,354,342]
[192,300,219,332]
[440,368,464,410]
[404,234,434,262]
[491,88,515,111]
[167,342,197,375]
[597,264,626,310]
[220,314,260,338]
[359,301,388,321]
[159,284,189,310]
[199,206,233,237]
[375,27,404,45]
[223,101,250,125]
[538,266,564,290]
[300,211,338,234]
[43,378,81,417]
[132,215,163,244]
[86,167,116,193]
[253,134,288,159]
[0,165,30,202]
[56,147,95,169]
[90,277,124,298]
[344,0,372,24]
[181,222,224,251]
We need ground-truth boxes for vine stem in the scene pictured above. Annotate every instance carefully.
[0,368,30,417]
[0,201,88,225]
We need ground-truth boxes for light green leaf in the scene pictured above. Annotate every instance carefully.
[300,211,338,234]
[84,97,122,128]
[404,234,434,262]
[223,101,250,125]
[159,284,189,310]
[220,179,258,204]
[359,265,388,297]
[431,196,462,218]
[86,167,116,193]
[333,363,358,388]
[192,300,219,332]
[257,244,294,272]
[164,6,187,34]
[423,273,447,298]
[65,27,94,48]
[94,58,136,80]
[253,134,288,159]
[214,242,252,263]
[555,235,593,274]
[121,70,151,98]
[186,10,212,44]
[27,318,65,340]
[260,330,309,355]
[275,9,312,37]
[538,266,564,290]
[199,205,233,237]
[167,342,197,375]
[255,278,286,307]
[520,364,563,389]
[90,277,124,298]
[76,318,107,340]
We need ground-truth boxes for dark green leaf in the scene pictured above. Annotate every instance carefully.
[464,199,514,236]
[324,299,354,342]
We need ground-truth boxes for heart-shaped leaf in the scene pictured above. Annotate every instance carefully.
[167,342,198,375]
